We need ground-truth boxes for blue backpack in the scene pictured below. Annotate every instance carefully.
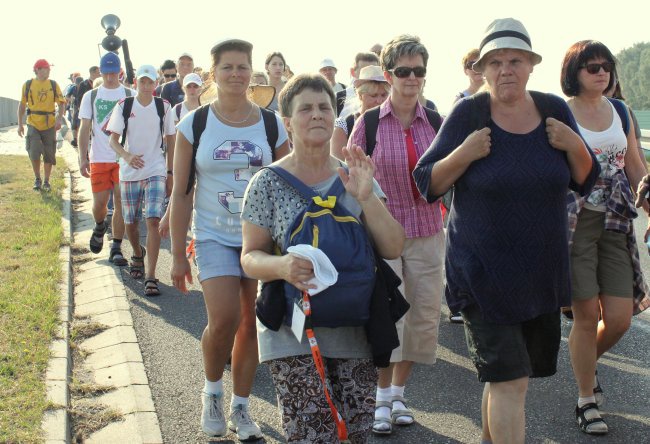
[268,166,376,328]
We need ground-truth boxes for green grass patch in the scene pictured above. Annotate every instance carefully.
[0,155,65,443]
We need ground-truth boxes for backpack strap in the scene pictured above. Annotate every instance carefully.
[261,107,279,161]
[606,97,630,136]
[90,88,98,123]
[363,106,381,157]
[154,97,166,149]
[50,80,59,102]
[345,114,355,136]
[175,103,182,121]
[336,89,347,116]
[423,107,443,133]
[24,80,33,105]
[466,91,491,132]
[185,104,210,195]
[120,97,135,147]
[267,166,319,200]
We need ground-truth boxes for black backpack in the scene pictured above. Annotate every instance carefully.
[119,96,166,149]
[363,105,442,157]
[336,89,347,116]
[185,106,279,194]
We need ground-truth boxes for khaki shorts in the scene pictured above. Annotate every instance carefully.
[571,208,633,300]
[386,230,445,365]
[26,125,56,165]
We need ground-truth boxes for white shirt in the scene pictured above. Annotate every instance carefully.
[176,108,288,246]
[106,96,176,181]
[79,85,135,163]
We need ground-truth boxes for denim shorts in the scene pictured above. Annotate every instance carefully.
[194,239,247,282]
[461,303,561,383]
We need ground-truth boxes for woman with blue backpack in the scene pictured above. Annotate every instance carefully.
[561,40,650,435]
[241,73,404,443]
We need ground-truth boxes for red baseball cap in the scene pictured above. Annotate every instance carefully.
[33,59,52,70]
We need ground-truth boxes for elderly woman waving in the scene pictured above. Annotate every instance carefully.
[413,18,599,443]
[241,73,404,443]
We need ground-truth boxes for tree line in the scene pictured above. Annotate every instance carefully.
[617,42,650,110]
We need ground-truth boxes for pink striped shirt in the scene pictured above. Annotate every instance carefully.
[349,100,443,238]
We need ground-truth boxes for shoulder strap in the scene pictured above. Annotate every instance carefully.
[529,90,559,122]
[175,103,182,121]
[50,80,58,101]
[606,97,630,136]
[423,107,443,133]
[90,88,98,122]
[185,104,210,194]
[120,97,135,147]
[467,91,491,132]
[345,114,355,135]
[363,106,381,157]
[267,166,319,200]
[124,87,132,98]
[260,108,279,161]
[154,97,165,149]
[336,89,346,116]
[25,80,33,105]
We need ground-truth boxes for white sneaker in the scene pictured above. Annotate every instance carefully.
[228,404,263,441]
[201,392,226,436]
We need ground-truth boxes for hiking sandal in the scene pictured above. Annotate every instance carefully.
[129,246,146,279]
[109,247,128,266]
[575,403,608,435]
[391,395,415,426]
[144,278,161,297]
[89,222,108,254]
[372,400,393,435]
[594,371,605,407]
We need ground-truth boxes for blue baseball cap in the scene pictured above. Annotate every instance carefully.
[100,52,121,74]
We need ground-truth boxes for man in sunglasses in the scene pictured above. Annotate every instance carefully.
[348,34,445,436]
[159,53,194,107]
[158,59,177,86]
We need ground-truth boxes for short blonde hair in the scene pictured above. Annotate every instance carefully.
[356,81,390,98]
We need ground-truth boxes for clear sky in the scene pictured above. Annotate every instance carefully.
[1,0,647,114]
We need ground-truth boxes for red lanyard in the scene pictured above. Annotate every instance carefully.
[302,291,348,441]
[404,128,423,202]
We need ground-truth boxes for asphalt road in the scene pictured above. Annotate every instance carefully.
[118,215,650,443]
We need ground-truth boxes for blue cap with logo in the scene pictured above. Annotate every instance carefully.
[100,52,121,74]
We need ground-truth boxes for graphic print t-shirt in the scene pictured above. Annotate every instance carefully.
[79,86,135,163]
[176,108,288,246]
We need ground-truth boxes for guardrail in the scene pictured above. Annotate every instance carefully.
[0,97,19,127]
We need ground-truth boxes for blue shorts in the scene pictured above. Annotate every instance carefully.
[194,239,248,282]
[120,176,166,224]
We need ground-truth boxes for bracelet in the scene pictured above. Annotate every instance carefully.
[167,170,173,175]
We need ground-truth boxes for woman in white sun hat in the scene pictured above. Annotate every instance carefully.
[330,65,390,159]
[414,18,599,443]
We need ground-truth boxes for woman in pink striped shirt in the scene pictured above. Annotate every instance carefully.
[348,34,444,436]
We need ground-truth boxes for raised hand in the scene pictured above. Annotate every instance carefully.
[459,127,491,162]
[337,144,375,203]
[546,117,582,153]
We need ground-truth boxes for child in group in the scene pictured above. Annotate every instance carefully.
[107,64,176,296]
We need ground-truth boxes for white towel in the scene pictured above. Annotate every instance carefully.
[287,244,338,295]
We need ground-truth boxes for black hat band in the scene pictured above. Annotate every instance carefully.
[480,30,532,51]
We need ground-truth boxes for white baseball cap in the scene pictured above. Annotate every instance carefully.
[319,58,337,70]
[183,72,203,87]
[136,64,157,82]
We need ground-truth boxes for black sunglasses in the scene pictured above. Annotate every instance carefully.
[464,60,477,70]
[164,73,177,78]
[389,66,426,78]
[581,62,615,74]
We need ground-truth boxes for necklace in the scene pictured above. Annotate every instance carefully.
[212,102,254,125]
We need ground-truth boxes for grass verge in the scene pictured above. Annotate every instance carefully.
[0,154,65,442]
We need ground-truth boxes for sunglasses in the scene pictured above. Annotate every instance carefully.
[164,73,177,78]
[464,60,477,70]
[581,62,615,74]
[389,66,426,78]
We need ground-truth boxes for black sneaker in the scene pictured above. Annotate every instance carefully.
[89,222,108,254]
[33,178,42,190]
[70,139,78,148]
[42,181,51,192]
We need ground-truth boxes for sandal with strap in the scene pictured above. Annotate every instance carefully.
[372,400,393,435]
[129,245,146,279]
[89,222,108,254]
[575,403,608,435]
[109,247,128,266]
[144,278,161,297]
[594,371,605,407]
[391,395,415,426]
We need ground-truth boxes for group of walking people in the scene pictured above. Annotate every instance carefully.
[19,15,650,443]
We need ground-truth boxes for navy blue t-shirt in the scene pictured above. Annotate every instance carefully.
[160,79,184,107]
[413,94,599,324]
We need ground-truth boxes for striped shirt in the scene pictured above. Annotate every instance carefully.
[349,100,442,238]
